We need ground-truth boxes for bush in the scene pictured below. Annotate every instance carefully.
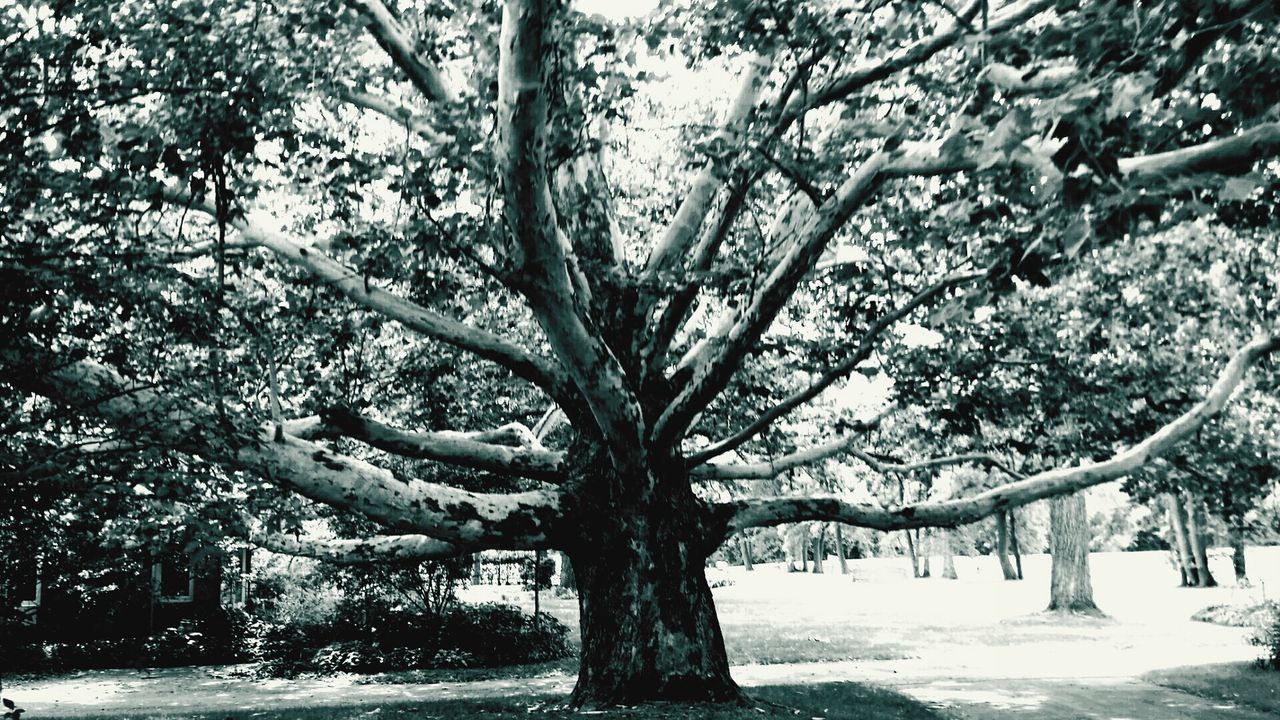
[1249,603,1280,670]
[440,602,572,667]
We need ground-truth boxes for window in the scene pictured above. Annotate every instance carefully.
[152,552,194,603]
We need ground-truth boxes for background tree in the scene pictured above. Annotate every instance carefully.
[3,0,1280,708]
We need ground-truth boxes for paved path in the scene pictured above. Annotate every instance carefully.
[10,656,1274,719]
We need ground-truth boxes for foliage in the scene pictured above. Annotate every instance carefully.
[1250,604,1280,671]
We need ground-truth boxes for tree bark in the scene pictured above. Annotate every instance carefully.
[1047,493,1100,614]
[812,524,825,574]
[739,533,753,572]
[1166,493,1197,586]
[995,513,1018,580]
[1008,510,1024,580]
[569,471,741,708]
[1229,518,1248,583]
[905,529,920,578]
[558,551,576,590]
[940,529,958,580]
[917,529,931,578]
[1184,494,1217,587]
[834,524,849,575]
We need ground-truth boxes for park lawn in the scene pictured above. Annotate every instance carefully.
[29,682,950,720]
[1144,661,1280,715]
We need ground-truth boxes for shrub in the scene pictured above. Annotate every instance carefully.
[1249,603,1280,670]
[440,602,572,667]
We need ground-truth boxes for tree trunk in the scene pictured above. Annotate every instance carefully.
[904,529,920,578]
[811,524,825,574]
[739,533,753,572]
[917,529,931,578]
[1228,518,1247,583]
[1184,494,1217,587]
[940,529,958,580]
[995,513,1018,580]
[1047,493,1100,614]
[1008,510,1024,580]
[834,524,848,575]
[1166,493,1197,586]
[569,476,741,707]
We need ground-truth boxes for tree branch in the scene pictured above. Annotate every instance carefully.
[251,529,470,564]
[314,406,566,481]
[715,330,1280,533]
[4,353,566,548]
[982,62,1078,95]
[686,269,986,465]
[496,0,645,466]
[344,0,456,103]
[847,448,1022,480]
[166,191,574,405]
[690,408,892,480]
[1118,121,1280,180]
[336,87,450,144]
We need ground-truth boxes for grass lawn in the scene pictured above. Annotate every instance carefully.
[1144,661,1280,715]
[16,682,948,720]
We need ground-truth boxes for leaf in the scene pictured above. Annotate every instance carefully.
[1219,175,1263,202]
[1105,73,1156,120]
[3,699,14,710]
[1061,218,1091,259]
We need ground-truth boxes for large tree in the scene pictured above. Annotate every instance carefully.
[3,0,1280,708]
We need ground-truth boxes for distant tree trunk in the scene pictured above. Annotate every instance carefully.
[917,529,931,578]
[739,534,753,572]
[834,524,849,575]
[940,529,958,579]
[1228,518,1247,583]
[1184,494,1217,587]
[1008,510,1024,580]
[1166,494,1197,586]
[558,551,576,591]
[1047,493,1100,614]
[995,513,1018,580]
[812,524,825,574]
[905,529,920,578]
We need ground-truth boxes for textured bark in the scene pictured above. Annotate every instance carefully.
[1184,494,1217,587]
[940,530,958,580]
[739,534,754,572]
[1009,510,1024,580]
[1229,519,1248,583]
[996,513,1018,580]
[569,466,740,708]
[905,529,920,578]
[917,530,931,578]
[834,524,849,575]
[1167,493,1198,586]
[1047,493,1100,614]
[812,526,825,574]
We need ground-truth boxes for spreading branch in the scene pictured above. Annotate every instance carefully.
[496,0,646,466]
[690,408,892,480]
[336,87,450,144]
[847,448,1022,480]
[3,353,566,547]
[344,0,456,103]
[313,406,566,481]
[686,269,985,465]
[252,529,470,564]
[716,330,1280,534]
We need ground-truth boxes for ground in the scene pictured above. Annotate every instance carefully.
[10,548,1280,719]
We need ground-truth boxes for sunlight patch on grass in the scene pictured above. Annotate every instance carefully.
[1144,661,1280,716]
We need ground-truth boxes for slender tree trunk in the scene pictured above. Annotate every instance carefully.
[1184,494,1217,587]
[917,529,931,578]
[995,513,1018,580]
[940,529,958,579]
[1167,493,1197,586]
[905,529,920,578]
[811,524,825,574]
[1008,510,1024,580]
[739,534,753,572]
[569,474,741,707]
[1228,518,1247,583]
[834,524,848,575]
[1047,493,1100,614]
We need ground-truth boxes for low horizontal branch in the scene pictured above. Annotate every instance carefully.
[691,408,892,480]
[252,529,469,564]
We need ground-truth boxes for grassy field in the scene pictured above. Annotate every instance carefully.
[1144,661,1280,715]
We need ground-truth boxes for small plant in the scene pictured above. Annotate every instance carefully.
[2,696,23,720]
[1248,603,1280,671]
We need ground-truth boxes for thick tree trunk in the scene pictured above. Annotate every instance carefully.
[739,533,753,572]
[812,524,825,574]
[940,529,958,580]
[1166,493,1198,586]
[1047,493,1100,614]
[834,524,848,575]
[995,513,1018,580]
[1229,518,1247,583]
[558,551,576,590]
[568,467,741,707]
[1184,494,1217,587]
[1008,510,1024,580]
[904,529,920,578]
